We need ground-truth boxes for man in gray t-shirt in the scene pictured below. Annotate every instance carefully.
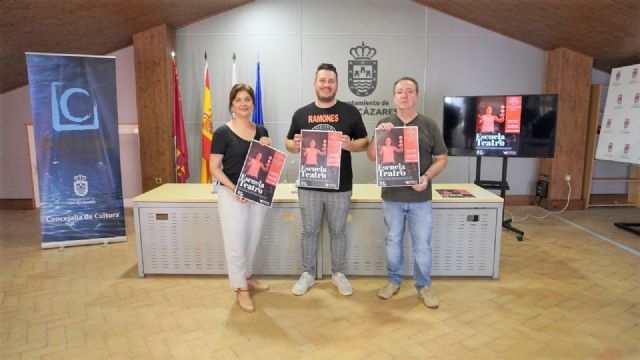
[366,77,448,309]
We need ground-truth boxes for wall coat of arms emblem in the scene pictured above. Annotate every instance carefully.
[348,42,378,97]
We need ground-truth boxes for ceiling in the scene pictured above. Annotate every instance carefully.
[415,0,640,72]
[0,0,252,94]
[1,0,639,94]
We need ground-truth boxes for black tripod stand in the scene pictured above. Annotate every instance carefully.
[474,156,524,241]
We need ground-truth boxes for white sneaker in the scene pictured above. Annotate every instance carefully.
[331,272,353,296]
[292,272,315,296]
[377,282,400,300]
[418,286,439,309]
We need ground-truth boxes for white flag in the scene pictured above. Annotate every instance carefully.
[232,53,237,86]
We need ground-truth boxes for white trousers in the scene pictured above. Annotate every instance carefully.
[217,186,268,289]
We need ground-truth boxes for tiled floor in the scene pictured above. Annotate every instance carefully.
[1,206,638,359]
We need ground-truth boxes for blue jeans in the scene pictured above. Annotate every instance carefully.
[382,200,433,290]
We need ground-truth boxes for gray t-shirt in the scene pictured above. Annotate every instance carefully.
[375,113,447,202]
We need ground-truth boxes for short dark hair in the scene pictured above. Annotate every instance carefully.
[229,83,255,112]
[316,63,338,79]
[393,77,419,94]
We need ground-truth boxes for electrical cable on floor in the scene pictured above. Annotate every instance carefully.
[505,180,572,222]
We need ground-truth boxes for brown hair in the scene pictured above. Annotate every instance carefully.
[228,83,255,112]
[393,77,419,94]
[315,63,338,80]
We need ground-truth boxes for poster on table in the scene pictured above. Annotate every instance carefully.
[299,130,342,189]
[234,140,287,207]
[595,63,640,165]
[375,126,420,186]
[436,189,476,198]
[26,53,126,249]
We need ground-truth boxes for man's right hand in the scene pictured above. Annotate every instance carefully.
[376,122,394,131]
[285,134,302,153]
[292,134,302,151]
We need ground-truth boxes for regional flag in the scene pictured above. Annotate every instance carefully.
[201,53,213,183]
[172,57,189,183]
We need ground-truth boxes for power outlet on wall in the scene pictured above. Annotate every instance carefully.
[564,174,571,182]
[155,177,162,184]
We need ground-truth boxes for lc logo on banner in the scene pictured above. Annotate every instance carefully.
[26,53,126,249]
[50,82,100,131]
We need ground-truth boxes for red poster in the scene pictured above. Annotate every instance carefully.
[235,140,287,207]
[403,127,419,163]
[375,126,420,187]
[299,130,342,189]
[265,150,286,187]
[505,96,522,133]
[325,131,342,167]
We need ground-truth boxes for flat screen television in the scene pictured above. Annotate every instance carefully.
[443,94,558,157]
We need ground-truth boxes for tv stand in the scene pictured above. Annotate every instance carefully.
[474,156,524,241]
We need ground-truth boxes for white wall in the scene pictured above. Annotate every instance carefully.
[0,85,32,198]
[0,46,142,202]
[176,0,547,195]
[1,0,554,200]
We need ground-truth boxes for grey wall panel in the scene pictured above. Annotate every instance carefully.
[176,33,301,176]
[301,33,426,184]
[425,9,546,194]
[173,0,548,195]
[301,0,426,34]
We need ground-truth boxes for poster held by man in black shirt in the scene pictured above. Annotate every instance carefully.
[299,129,342,189]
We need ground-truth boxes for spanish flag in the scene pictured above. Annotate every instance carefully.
[201,53,213,183]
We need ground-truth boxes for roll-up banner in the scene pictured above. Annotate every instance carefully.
[26,53,126,249]
[595,64,640,165]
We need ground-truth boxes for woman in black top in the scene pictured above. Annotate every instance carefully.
[210,83,271,313]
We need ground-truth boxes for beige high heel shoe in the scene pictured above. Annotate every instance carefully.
[235,288,255,313]
[247,276,269,291]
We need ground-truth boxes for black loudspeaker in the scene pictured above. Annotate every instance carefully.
[536,180,548,198]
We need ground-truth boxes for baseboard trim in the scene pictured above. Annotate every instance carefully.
[504,195,533,206]
[0,199,35,210]
[539,198,584,211]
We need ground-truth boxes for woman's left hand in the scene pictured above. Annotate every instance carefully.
[234,194,249,203]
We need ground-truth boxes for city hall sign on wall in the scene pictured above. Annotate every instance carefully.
[348,42,377,97]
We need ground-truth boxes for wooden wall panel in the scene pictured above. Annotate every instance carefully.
[133,24,176,192]
[539,48,593,210]
[582,85,602,208]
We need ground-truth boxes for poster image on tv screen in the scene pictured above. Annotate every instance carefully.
[442,94,558,158]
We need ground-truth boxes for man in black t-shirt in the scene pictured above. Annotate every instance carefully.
[285,63,368,296]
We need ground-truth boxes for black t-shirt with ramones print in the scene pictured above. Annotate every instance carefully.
[287,101,368,192]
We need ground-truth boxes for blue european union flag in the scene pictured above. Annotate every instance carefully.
[252,62,263,126]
